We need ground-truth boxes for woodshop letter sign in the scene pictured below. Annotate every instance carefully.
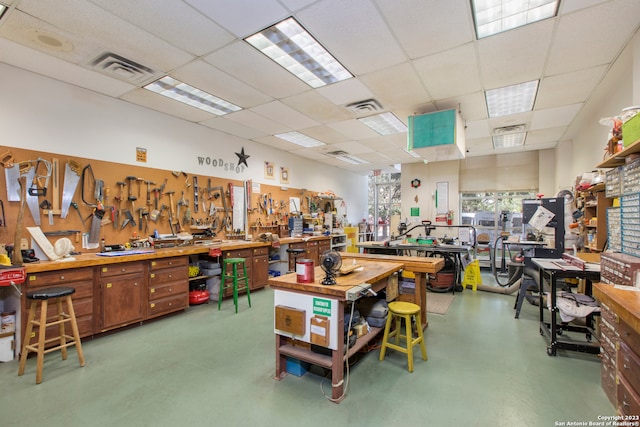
[313,298,332,316]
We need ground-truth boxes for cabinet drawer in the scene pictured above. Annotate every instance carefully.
[27,268,93,286]
[307,241,318,247]
[150,269,187,285]
[148,294,187,317]
[224,249,252,259]
[290,242,306,251]
[100,262,144,277]
[619,318,640,354]
[253,247,269,256]
[618,341,640,396]
[601,350,617,406]
[149,280,188,301]
[617,374,640,416]
[150,257,188,271]
[601,303,618,326]
[601,327,617,357]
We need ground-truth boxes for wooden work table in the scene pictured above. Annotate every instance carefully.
[268,255,443,403]
[269,259,404,403]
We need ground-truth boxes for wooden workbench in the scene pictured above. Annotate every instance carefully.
[269,259,404,403]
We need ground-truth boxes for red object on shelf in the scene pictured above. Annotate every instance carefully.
[189,290,210,305]
[0,267,26,287]
[209,247,222,257]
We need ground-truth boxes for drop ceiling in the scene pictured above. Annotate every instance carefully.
[0,0,638,174]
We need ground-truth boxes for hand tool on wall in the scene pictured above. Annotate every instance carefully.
[24,165,41,226]
[137,177,144,199]
[165,191,178,232]
[88,201,105,244]
[42,157,61,220]
[4,162,21,201]
[115,181,126,227]
[28,158,52,197]
[70,202,87,231]
[121,209,135,229]
[81,164,98,207]
[126,175,137,214]
[193,176,199,213]
[60,160,81,219]
[145,180,156,207]
[11,175,27,266]
[142,210,149,233]
[137,207,144,231]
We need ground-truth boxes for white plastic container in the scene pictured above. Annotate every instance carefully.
[207,276,221,301]
[0,334,14,362]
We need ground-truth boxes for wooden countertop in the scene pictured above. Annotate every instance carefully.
[593,282,640,334]
[268,259,403,298]
[339,252,444,274]
[23,240,271,273]
[277,236,331,244]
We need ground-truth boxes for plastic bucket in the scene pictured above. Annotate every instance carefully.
[296,259,315,283]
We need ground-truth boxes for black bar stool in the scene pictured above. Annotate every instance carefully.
[18,286,85,384]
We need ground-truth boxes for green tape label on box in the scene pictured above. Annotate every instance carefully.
[313,298,332,316]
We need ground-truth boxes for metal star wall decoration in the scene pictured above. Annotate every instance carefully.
[235,147,250,167]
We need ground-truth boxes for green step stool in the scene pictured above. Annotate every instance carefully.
[219,258,251,313]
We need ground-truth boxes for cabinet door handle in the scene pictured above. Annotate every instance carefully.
[59,275,65,280]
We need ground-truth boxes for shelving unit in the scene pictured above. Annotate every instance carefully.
[597,138,640,168]
[330,234,347,251]
[580,183,612,252]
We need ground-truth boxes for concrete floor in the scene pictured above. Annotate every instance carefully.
[0,272,614,427]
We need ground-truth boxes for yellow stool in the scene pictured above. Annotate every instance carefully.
[18,286,85,384]
[379,301,427,372]
[219,258,251,313]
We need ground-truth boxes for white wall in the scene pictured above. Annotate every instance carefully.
[401,160,459,225]
[0,63,367,225]
[558,30,639,184]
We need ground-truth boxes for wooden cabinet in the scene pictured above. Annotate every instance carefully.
[580,185,612,252]
[222,248,252,297]
[148,257,188,319]
[251,247,269,289]
[99,262,144,331]
[318,238,331,255]
[22,267,95,348]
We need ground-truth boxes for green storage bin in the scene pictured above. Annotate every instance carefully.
[622,113,640,147]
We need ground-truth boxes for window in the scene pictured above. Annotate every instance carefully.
[460,191,537,245]
[368,173,401,240]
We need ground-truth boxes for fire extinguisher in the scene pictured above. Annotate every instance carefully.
[447,210,453,226]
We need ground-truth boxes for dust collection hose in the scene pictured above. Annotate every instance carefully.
[482,235,524,294]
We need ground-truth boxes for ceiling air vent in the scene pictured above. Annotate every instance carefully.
[493,124,526,135]
[89,52,157,85]
[344,99,383,116]
[327,150,348,156]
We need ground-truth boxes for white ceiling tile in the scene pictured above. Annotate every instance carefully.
[315,78,375,107]
[281,91,354,124]
[299,126,350,144]
[298,0,407,75]
[537,66,607,109]
[224,110,290,135]
[465,120,491,139]
[526,127,567,145]
[199,117,268,140]
[375,0,474,59]
[478,20,554,89]
[0,37,135,97]
[328,120,379,140]
[436,92,487,121]
[171,60,273,109]
[414,43,482,100]
[183,0,288,37]
[359,62,431,111]
[250,101,320,130]
[204,41,309,99]
[560,0,610,15]
[546,0,640,75]
[252,135,305,151]
[15,0,195,71]
[321,141,375,155]
[289,149,332,160]
[530,104,583,130]
[87,0,235,56]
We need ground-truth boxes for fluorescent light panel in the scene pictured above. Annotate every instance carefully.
[358,112,407,135]
[472,0,559,39]
[0,4,6,19]
[493,132,526,148]
[336,154,368,165]
[245,17,352,88]
[275,131,326,148]
[403,149,422,158]
[486,80,538,118]
[144,76,242,116]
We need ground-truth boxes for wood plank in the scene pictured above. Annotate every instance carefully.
[339,252,444,274]
[279,344,333,368]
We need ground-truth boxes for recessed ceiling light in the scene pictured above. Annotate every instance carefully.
[358,112,407,135]
[335,154,368,165]
[144,76,242,116]
[245,17,352,88]
[471,0,560,39]
[275,131,326,148]
[486,80,538,118]
[493,132,526,148]
[26,29,74,52]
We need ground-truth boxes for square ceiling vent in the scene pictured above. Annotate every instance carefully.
[344,99,383,116]
[89,52,158,86]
